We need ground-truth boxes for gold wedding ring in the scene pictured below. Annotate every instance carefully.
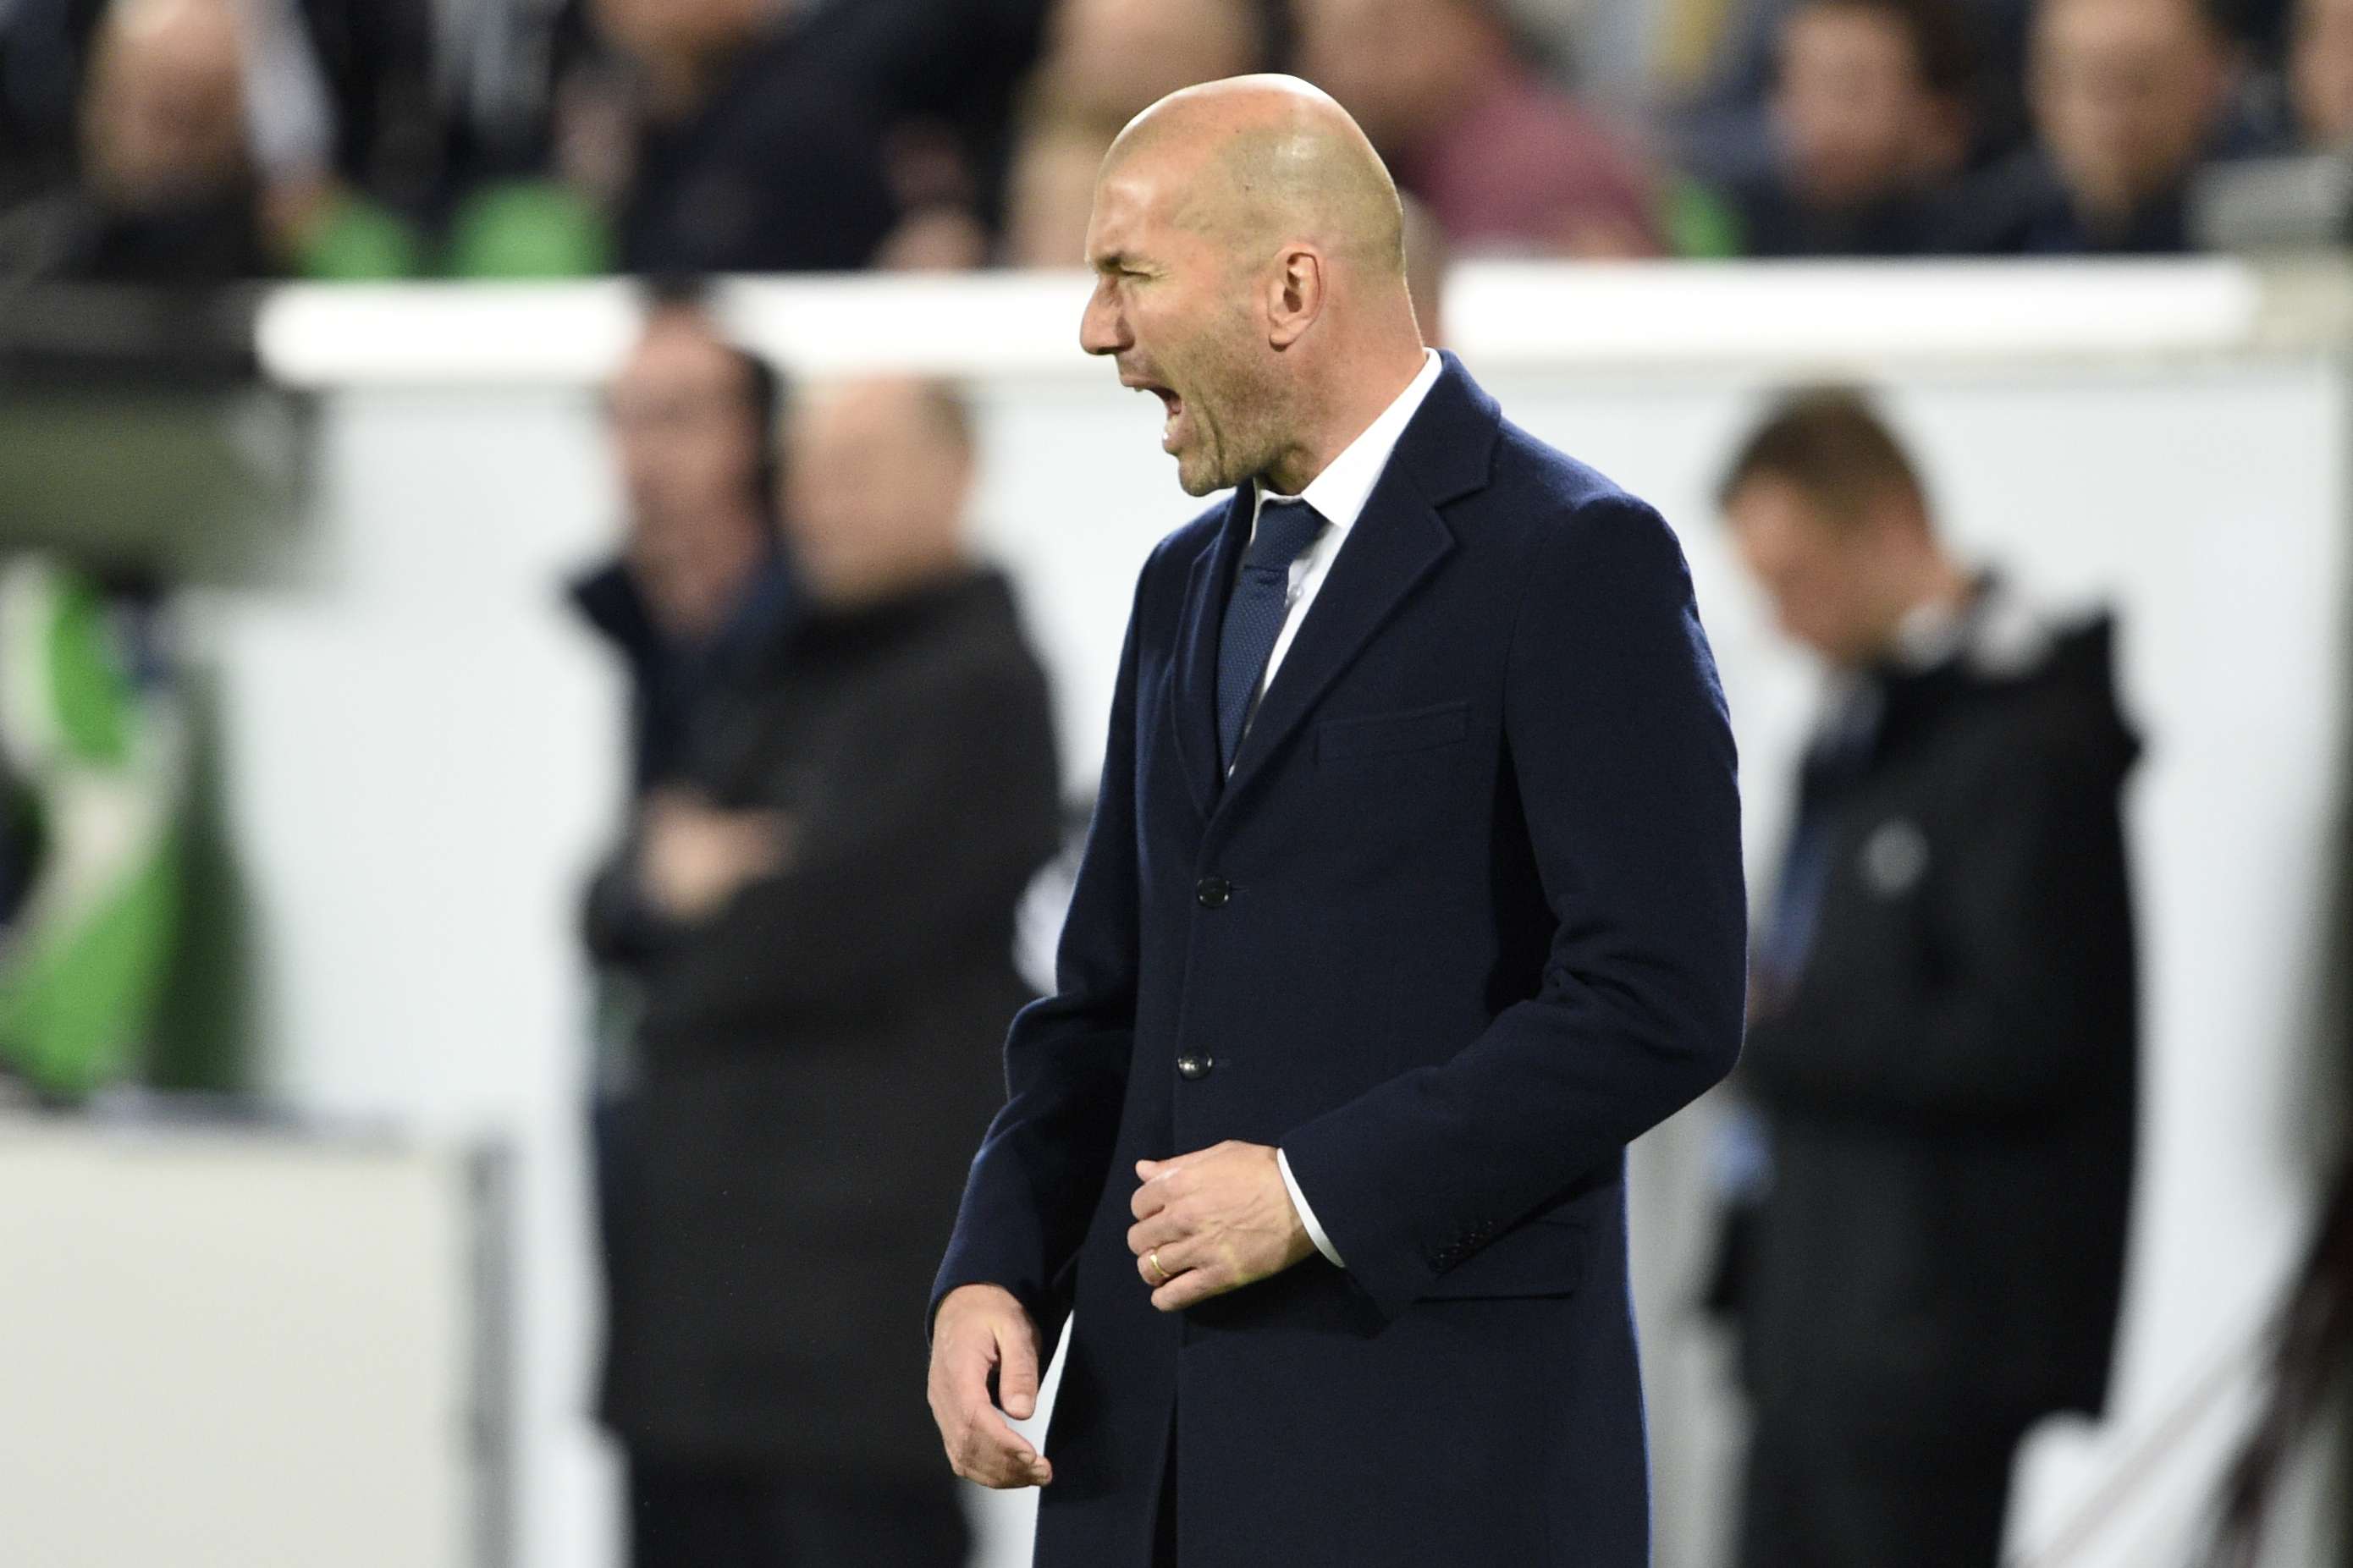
[1146,1248,1171,1285]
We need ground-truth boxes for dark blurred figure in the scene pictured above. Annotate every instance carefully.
[565,0,1050,273]
[1723,0,1979,255]
[1294,0,1664,257]
[584,369,1061,1568]
[1716,389,2139,1568]
[1944,0,2244,251]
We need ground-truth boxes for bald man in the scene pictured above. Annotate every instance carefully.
[929,76,1744,1566]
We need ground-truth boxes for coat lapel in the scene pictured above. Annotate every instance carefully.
[1167,483,1254,820]
[1219,355,1502,805]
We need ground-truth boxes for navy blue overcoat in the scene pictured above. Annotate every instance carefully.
[935,355,1748,1566]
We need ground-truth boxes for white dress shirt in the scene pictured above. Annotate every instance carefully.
[1249,348,1446,1272]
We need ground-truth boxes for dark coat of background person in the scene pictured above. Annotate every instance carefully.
[933,355,1748,1568]
[1732,608,2139,1555]
[587,566,1061,1477]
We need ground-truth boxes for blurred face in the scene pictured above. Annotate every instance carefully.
[1775,4,1964,207]
[1080,155,1287,496]
[2031,0,2230,220]
[1044,0,1261,126]
[605,313,768,636]
[2294,0,2353,147]
[1296,0,1485,151]
[1725,476,1909,667]
[82,0,247,208]
[785,381,974,606]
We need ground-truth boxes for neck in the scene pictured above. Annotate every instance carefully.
[1262,338,1429,495]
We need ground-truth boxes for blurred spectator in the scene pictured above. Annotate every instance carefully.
[1943,0,2243,252]
[1676,0,2029,186]
[2289,0,2353,146]
[1296,0,1664,256]
[0,0,267,282]
[999,0,1270,267]
[566,0,1051,273]
[582,368,1061,1568]
[1718,0,1980,255]
[1713,388,2138,1568]
[0,0,443,282]
[574,0,899,273]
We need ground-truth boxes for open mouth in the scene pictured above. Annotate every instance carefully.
[1123,372,1185,450]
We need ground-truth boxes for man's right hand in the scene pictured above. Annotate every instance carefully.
[928,1284,1054,1489]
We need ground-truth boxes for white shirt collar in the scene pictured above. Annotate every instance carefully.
[1250,349,1446,533]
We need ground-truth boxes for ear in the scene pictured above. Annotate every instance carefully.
[1265,244,1327,351]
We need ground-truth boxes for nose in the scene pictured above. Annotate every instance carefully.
[1080,277,1127,358]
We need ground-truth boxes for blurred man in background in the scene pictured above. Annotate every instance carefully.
[1948,0,2241,251]
[1716,388,2139,1568]
[572,297,789,798]
[1295,0,1663,256]
[586,366,1061,1567]
[1724,0,1980,255]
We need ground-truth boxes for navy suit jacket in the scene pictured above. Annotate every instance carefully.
[934,355,1747,1566]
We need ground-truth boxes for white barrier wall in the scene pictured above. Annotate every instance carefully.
[0,1121,489,1568]
[195,261,2350,1568]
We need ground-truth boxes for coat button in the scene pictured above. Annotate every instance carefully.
[1195,876,1231,908]
[1176,1054,1214,1081]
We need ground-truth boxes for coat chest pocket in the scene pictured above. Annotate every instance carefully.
[1317,700,1470,762]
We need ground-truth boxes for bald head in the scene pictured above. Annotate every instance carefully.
[785,376,976,608]
[1081,76,1429,498]
[1105,74,1408,279]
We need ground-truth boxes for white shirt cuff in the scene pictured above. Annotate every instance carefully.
[1276,1147,1345,1268]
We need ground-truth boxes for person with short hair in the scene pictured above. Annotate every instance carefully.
[1727,0,1981,255]
[1716,387,2140,1568]
[1946,0,2243,251]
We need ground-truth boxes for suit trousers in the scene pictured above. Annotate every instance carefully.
[1736,1401,2027,1568]
[626,1455,968,1568]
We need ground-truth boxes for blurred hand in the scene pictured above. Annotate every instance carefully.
[639,790,790,922]
[1127,1141,1315,1312]
[929,1285,1054,1489]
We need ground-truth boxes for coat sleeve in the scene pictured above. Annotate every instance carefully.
[928,552,1160,1342]
[1279,496,1749,1320]
[651,649,1062,1029]
[1739,721,2133,1125]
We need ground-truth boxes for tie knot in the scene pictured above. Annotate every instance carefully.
[1245,499,1324,574]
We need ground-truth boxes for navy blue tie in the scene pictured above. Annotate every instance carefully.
[1216,498,1325,772]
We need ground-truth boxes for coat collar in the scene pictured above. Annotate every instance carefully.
[1167,350,1502,821]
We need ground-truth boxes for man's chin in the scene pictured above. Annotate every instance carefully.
[1173,452,1232,498]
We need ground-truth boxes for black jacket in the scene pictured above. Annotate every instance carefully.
[587,566,1061,1474]
[933,357,1746,1566]
[1737,594,2140,1430]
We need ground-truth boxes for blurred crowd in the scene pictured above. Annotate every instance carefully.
[1,0,2347,286]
